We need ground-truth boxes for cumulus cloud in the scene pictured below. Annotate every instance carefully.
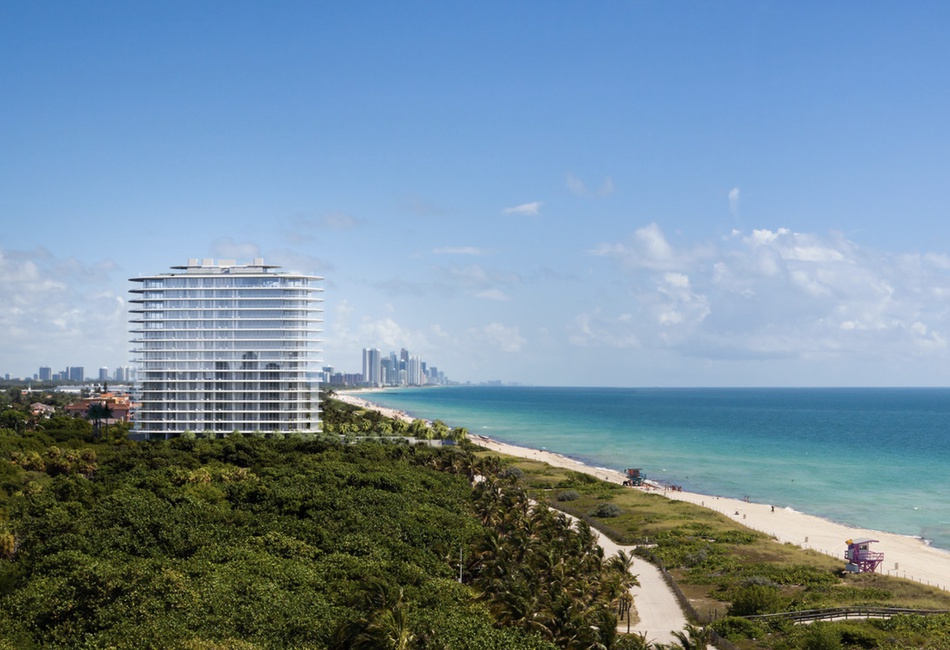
[566,173,615,197]
[0,248,127,376]
[502,201,542,216]
[475,322,526,352]
[587,224,950,365]
[589,222,708,271]
[326,302,443,358]
[568,309,640,348]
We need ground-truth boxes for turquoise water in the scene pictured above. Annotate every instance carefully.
[359,386,950,550]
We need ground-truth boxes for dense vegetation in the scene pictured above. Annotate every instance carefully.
[10,386,950,648]
[0,390,641,649]
[505,455,950,649]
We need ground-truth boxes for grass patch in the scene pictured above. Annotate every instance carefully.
[482,447,950,648]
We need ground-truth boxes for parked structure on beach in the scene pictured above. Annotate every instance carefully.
[624,468,645,486]
[845,538,884,573]
[129,258,323,438]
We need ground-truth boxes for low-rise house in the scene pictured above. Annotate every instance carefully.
[64,393,132,423]
[29,403,56,418]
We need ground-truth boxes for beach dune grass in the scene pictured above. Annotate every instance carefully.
[490,451,950,619]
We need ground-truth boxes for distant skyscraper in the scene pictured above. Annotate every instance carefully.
[99,367,109,381]
[362,348,381,386]
[129,258,323,437]
[388,351,398,385]
[408,356,423,386]
[39,366,52,381]
[67,366,85,382]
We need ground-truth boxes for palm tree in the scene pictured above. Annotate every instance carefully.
[671,623,711,650]
[86,402,113,439]
[332,580,418,650]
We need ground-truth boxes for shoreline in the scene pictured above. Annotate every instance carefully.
[334,391,950,591]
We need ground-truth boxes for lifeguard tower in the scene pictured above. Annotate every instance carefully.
[624,468,645,486]
[844,538,884,573]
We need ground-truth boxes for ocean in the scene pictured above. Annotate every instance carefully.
[357,386,950,551]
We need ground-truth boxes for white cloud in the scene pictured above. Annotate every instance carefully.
[589,222,705,271]
[476,322,526,352]
[729,187,740,215]
[284,212,361,244]
[326,305,440,360]
[0,248,127,377]
[587,224,950,366]
[210,238,261,261]
[475,289,512,301]
[502,201,542,216]
[568,309,640,348]
[433,246,488,256]
[566,173,615,198]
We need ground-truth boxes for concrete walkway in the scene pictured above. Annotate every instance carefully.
[560,513,689,645]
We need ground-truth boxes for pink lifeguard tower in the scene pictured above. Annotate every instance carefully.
[844,538,884,573]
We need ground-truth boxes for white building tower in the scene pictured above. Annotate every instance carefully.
[129,258,323,438]
[362,347,381,386]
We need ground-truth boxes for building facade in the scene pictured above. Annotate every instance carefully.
[362,347,381,386]
[129,258,323,437]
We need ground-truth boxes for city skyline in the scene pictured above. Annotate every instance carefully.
[4,4,950,387]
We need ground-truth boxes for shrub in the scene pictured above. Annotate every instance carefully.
[712,616,768,642]
[591,502,621,518]
[556,490,580,502]
[803,623,841,650]
[500,467,524,480]
[728,583,784,616]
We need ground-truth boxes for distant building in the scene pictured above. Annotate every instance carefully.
[64,392,132,423]
[38,366,52,381]
[67,366,85,382]
[129,258,323,437]
[30,403,56,418]
[99,367,109,381]
[362,348,381,386]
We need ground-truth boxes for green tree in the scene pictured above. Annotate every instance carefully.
[408,419,430,439]
[671,624,712,650]
[85,402,113,439]
[430,420,449,440]
[0,409,27,434]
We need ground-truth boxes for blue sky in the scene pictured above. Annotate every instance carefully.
[3,2,950,386]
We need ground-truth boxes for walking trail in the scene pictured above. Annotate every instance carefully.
[562,512,688,645]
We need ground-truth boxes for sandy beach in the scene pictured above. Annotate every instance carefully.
[335,391,950,592]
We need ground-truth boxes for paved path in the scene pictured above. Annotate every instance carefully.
[560,512,688,645]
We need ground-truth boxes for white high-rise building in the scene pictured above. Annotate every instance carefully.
[129,258,323,438]
[362,347,381,386]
